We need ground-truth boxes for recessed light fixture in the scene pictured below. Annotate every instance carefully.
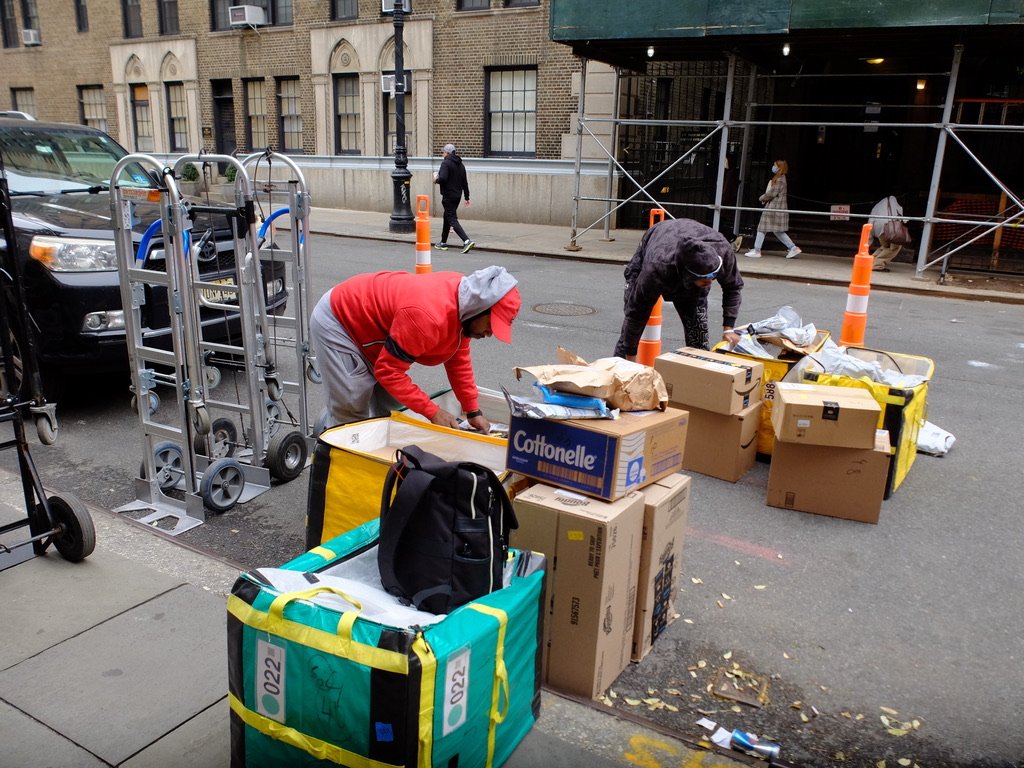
[647,45,655,58]
[782,43,791,56]
[866,57,885,65]
[916,79,927,90]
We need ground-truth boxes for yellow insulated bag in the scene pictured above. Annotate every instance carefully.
[227,519,545,768]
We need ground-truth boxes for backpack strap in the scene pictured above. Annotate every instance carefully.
[378,448,434,601]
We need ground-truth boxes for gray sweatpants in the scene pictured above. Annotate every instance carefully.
[309,293,399,428]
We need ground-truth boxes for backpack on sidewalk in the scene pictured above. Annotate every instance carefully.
[378,445,518,614]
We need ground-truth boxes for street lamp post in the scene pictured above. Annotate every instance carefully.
[386,0,415,233]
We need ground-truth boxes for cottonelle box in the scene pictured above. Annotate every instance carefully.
[771,383,881,449]
[632,473,691,662]
[505,407,688,502]
[654,348,764,415]
[766,431,891,524]
[510,483,644,700]
[677,402,761,483]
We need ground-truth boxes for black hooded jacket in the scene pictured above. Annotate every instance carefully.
[614,218,744,357]
[436,152,470,205]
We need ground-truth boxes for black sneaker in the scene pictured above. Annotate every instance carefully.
[433,242,448,251]
[462,240,475,254]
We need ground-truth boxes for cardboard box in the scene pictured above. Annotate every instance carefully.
[771,383,881,449]
[506,407,688,502]
[677,402,760,482]
[510,484,644,699]
[766,431,891,523]
[632,473,691,662]
[655,348,764,415]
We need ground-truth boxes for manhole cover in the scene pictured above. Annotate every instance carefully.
[533,302,596,317]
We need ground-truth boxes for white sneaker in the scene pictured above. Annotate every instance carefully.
[744,249,762,258]
[786,247,802,259]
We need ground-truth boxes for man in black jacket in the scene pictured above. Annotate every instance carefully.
[433,143,474,253]
[614,218,744,357]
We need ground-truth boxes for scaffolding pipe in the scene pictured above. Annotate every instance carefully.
[566,58,588,252]
[916,43,963,277]
[712,54,736,233]
[602,68,621,241]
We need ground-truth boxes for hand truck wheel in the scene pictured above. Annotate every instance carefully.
[204,365,222,390]
[193,417,237,459]
[265,429,308,482]
[190,402,212,435]
[266,375,283,402]
[131,391,160,417]
[35,413,58,446]
[41,492,96,562]
[264,398,284,438]
[200,457,245,513]
[147,441,185,492]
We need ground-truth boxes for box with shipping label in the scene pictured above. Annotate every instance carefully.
[771,383,881,449]
[766,431,891,523]
[712,330,832,456]
[800,346,933,498]
[678,402,760,483]
[510,484,644,699]
[506,407,688,502]
[632,473,691,662]
[654,348,764,415]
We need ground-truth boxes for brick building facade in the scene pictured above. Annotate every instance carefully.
[0,0,589,164]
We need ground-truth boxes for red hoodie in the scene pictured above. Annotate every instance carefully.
[328,271,478,419]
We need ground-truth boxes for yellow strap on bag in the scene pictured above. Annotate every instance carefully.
[468,603,511,767]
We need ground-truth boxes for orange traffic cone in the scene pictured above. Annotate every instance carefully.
[636,208,667,366]
[415,195,431,274]
[839,223,875,347]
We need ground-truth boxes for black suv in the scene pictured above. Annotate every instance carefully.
[0,118,288,396]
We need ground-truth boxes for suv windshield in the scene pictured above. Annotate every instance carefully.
[0,124,154,194]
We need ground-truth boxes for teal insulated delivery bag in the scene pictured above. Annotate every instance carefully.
[227,519,545,768]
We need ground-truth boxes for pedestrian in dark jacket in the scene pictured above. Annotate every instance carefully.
[433,143,474,253]
[614,218,744,357]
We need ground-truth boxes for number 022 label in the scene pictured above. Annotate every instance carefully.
[255,639,287,722]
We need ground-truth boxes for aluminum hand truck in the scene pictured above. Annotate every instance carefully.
[0,151,94,570]
[168,153,314,491]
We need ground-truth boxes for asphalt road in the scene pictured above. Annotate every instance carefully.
[10,236,1024,768]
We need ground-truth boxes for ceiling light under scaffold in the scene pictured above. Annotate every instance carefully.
[782,42,790,56]
[647,45,655,58]
[916,79,927,90]
[866,57,885,65]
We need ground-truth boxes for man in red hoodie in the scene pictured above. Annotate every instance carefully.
[310,265,520,432]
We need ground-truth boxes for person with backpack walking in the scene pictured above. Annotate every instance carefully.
[745,159,802,259]
[309,265,520,432]
[433,143,475,253]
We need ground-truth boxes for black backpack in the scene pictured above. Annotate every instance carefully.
[378,445,518,615]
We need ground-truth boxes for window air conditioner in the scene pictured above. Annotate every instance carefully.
[228,5,267,27]
[21,28,41,46]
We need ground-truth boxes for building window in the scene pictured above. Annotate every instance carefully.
[277,77,302,153]
[486,67,536,156]
[79,86,107,131]
[333,74,360,155]
[0,0,16,48]
[123,0,142,37]
[11,88,35,117]
[158,0,178,34]
[19,0,38,30]
[382,70,412,155]
[503,0,538,5]
[131,84,154,151]
[166,83,188,151]
[457,0,488,9]
[210,0,289,30]
[331,0,355,20]
[75,0,88,31]
[245,79,268,150]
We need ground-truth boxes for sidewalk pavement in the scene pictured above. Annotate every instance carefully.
[298,206,1024,305]
[0,207,1019,768]
[0,471,747,768]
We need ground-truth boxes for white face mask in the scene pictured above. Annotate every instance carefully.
[771,164,779,174]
